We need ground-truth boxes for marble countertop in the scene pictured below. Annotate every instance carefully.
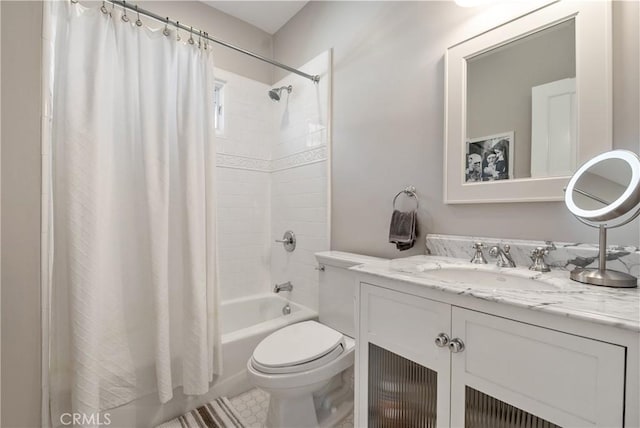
[351,255,640,332]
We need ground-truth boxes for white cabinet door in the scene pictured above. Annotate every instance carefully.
[450,307,625,428]
[358,283,451,428]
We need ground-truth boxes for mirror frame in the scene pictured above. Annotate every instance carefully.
[444,1,611,204]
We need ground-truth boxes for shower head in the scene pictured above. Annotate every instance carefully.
[268,85,293,102]
[268,89,281,101]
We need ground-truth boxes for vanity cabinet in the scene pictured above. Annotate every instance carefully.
[357,283,626,428]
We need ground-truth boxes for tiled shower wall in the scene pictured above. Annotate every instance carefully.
[216,51,331,309]
[271,162,328,310]
[270,52,331,311]
[217,168,271,301]
[215,69,272,302]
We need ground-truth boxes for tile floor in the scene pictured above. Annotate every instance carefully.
[230,388,269,427]
[230,388,354,428]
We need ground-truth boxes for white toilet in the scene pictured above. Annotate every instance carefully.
[247,251,385,428]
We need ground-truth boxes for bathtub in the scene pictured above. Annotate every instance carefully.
[103,294,317,428]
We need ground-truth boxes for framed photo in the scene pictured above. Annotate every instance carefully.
[464,132,514,183]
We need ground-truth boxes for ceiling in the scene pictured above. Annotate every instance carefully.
[202,1,309,35]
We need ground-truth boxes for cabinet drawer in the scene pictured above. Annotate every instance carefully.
[361,283,450,367]
[451,307,625,427]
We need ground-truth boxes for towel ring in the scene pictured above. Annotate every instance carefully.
[393,186,419,210]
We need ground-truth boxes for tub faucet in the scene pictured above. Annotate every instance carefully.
[489,244,516,268]
[274,281,293,293]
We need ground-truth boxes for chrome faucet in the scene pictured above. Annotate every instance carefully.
[529,247,551,272]
[489,244,516,268]
[274,281,293,293]
[470,242,487,264]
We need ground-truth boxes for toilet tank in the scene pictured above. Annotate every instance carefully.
[315,251,388,338]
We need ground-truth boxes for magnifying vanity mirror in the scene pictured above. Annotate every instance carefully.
[565,150,640,288]
[445,1,611,203]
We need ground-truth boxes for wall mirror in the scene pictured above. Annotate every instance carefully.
[565,150,640,288]
[445,1,611,203]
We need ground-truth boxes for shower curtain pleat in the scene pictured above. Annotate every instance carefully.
[46,2,221,426]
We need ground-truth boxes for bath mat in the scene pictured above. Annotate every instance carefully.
[156,397,246,428]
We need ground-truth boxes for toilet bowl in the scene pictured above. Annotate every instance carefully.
[247,320,355,428]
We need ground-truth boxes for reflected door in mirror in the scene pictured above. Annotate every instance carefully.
[531,78,576,177]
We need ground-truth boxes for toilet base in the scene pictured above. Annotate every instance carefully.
[317,398,353,428]
[316,372,354,428]
[262,370,354,428]
[266,391,319,428]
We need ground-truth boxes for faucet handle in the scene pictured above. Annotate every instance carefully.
[529,247,551,272]
[470,242,487,264]
[531,246,549,258]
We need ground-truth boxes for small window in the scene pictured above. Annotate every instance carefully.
[214,80,225,134]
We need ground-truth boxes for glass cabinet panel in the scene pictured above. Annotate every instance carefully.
[465,387,561,428]
[368,344,437,428]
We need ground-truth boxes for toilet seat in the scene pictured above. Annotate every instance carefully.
[251,320,345,374]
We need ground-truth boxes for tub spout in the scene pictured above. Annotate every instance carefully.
[274,281,293,293]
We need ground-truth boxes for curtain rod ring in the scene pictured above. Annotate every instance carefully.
[198,30,202,48]
[121,0,130,22]
[163,17,171,36]
[100,0,109,14]
[188,26,195,45]
[176,21,181,42]
[135,5,143,27]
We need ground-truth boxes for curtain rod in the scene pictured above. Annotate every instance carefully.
[99,0,320,83]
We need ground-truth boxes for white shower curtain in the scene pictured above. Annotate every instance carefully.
[46,1,221,424]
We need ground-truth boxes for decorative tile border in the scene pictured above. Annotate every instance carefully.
[216,153,271,171]
[216,146,327,172]
[426,233,640,277]
[271,146,327,171]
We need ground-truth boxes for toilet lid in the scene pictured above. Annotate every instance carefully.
[251,343,344,374]
[252,320,344,369]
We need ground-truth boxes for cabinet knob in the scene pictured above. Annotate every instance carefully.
[449,338,465,353]
[434,333,450,348]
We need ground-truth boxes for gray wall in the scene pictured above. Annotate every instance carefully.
[1,3,43,427]
[0,2,274,426]
[273,1,640,259]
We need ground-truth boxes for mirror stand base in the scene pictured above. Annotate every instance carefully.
[570,268,638,288]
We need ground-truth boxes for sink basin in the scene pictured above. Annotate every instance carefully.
[420,268,558,291]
